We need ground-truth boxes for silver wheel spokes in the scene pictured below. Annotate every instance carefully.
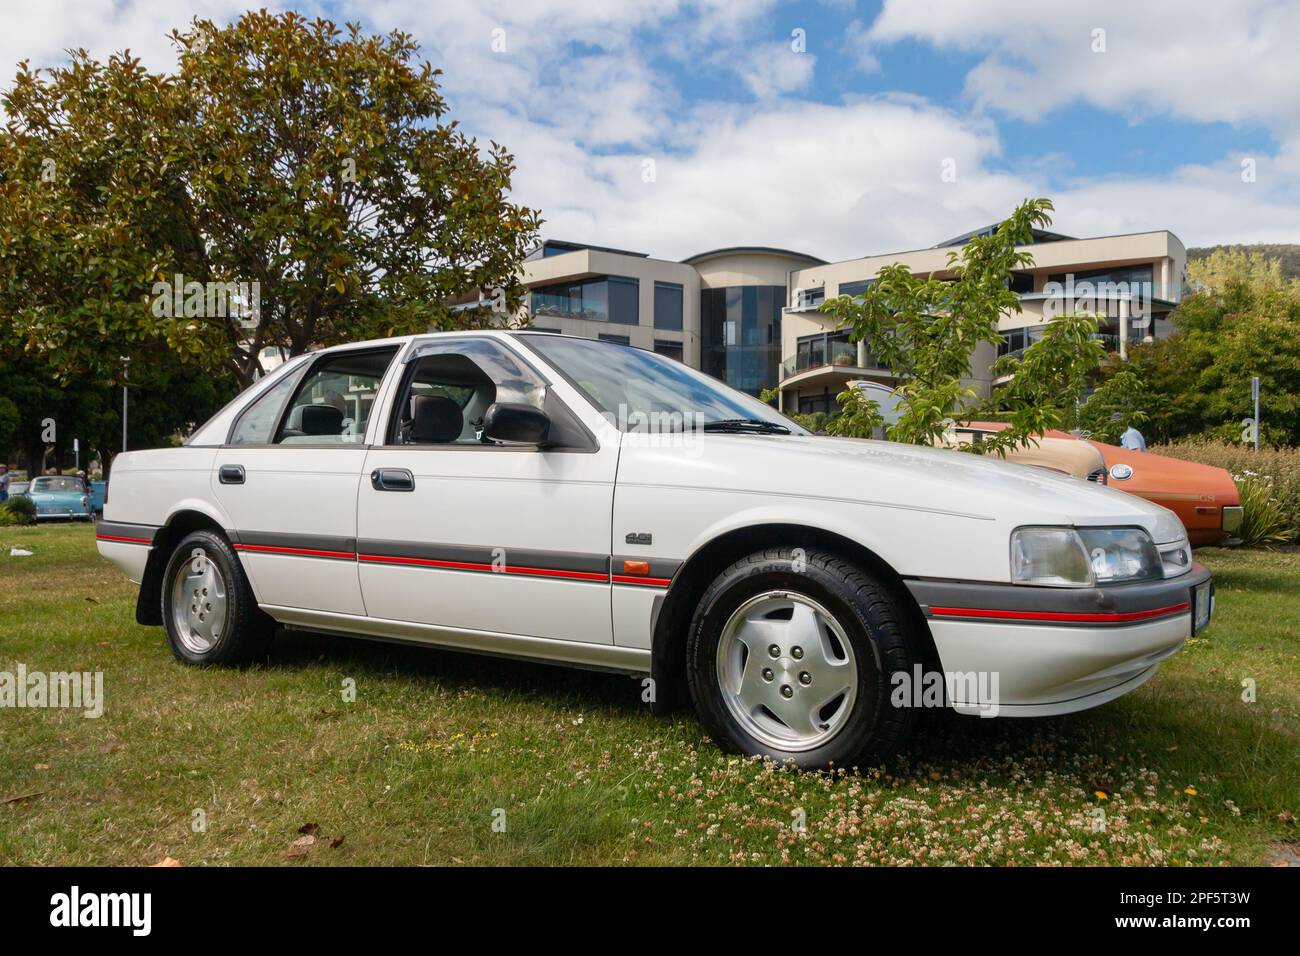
[171,554,229,654]
[716,592,858,752]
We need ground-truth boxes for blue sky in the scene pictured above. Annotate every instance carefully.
[11,1,1300,260]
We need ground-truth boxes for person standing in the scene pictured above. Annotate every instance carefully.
[0,464,9,503]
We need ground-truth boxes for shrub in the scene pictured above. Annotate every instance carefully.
[1152,440,1300,543]
[0,494,37,525]
[1234,475,1293,545]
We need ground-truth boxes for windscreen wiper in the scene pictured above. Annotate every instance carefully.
[702,418,791,434]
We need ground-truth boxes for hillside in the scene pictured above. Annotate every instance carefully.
[1188,243,1300,279]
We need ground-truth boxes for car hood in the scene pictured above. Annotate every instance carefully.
[1089,442,1240,505]
[619,433,1188,544]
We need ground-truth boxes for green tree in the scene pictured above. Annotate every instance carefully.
[0,11,541,388]
[1087,248,1300,446]
[1075,362,1150,444]
[819,198,1106,455]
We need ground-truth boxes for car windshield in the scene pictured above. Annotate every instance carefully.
[518,334,805,434]
[32,477,82,493]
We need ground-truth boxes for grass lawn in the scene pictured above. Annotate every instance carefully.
[1,522,1296,866]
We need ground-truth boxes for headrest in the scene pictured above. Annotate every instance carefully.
[296,403,344,436]
[409,395,463,444]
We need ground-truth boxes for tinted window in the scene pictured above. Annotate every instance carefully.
[275,348,398,444]
[229,370,303,445]
[653,281,683,330]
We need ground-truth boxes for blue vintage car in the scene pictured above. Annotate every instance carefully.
[25,475,93,521]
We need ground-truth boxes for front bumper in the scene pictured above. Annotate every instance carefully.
[905,564,1213,716]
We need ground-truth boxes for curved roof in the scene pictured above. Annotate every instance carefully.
[680,245,827,266]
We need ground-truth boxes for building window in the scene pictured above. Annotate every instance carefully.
[530,275,639,324]
[793,330,858,374]
[653,281,683,331]
[837,278,875,298]
[798,393,834,415]
[1046,264,1154,291]
[608,276,639,325]
[795,286,824,308]
[701,285,783,395]
[1010,272,1035,294]
[653,339,683,362]
[598,333,631,345]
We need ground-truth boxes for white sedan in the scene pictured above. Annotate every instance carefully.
[97,331,1213,768]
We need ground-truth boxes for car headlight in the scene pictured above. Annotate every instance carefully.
[1011,526,1162,587]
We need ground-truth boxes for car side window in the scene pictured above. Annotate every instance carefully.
[389,339,546,445]
[274,347,399,445]
[228,371,303,445]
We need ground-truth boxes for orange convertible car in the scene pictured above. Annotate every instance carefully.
[950,423,1243,547]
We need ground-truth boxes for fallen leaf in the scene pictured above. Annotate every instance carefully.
[33,764,48,770]
[298,822,319,836]
[99,742,124,754]
[84,596,99,603]
[150,857,182,868]
[329,835,345,849]
[286,848,308,859]
[291,834,316,849]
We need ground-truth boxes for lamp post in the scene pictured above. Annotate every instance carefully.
[1252,375,1261,451]
[120,355,131,453]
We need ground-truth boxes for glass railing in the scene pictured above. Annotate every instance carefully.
[783,339,877,378]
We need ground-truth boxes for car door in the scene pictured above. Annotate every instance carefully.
[356,335,618,644]
[212,344,401,616]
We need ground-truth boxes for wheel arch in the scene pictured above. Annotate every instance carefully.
[649,522,937,715]
[135,507,241,626]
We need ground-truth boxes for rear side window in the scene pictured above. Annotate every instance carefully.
[228,371,302,445]
[275,348,399,444]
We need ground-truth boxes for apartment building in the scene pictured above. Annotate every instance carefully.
[514,228,1187,413]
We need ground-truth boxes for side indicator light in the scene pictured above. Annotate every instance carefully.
[622,560,651,576]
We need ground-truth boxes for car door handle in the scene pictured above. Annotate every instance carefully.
[371,468,415,492]
[218,465,245,485]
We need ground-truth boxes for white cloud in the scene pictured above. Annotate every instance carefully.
[0,0,297,74]
[868,0,1300,138]
[842,19,880,75]
[736,40,816,99]
[5,0,1300,262]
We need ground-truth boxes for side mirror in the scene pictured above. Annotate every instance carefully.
[482,402,551,446]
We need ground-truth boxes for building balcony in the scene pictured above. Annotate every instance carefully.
[779,341,894,392]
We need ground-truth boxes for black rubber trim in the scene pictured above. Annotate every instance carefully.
[94,520,162,545]
[905,563,1212,626]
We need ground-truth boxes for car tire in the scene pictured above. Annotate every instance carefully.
[686,547,919,770]
[161,530,274,666]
